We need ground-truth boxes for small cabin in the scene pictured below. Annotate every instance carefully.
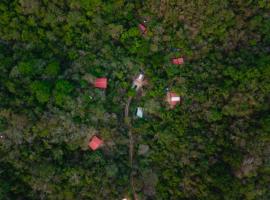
[89,136,103,151]
[94,78,107,89]
[166,92,181,108]
[136,107,143,118]
[172,57,184,65]
[137,74,144,81]
[132,73,145,91]
[138,23,147,34]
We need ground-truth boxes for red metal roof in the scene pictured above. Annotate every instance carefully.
[89,136,103,151]
[172,57,184,65]
[138,24,147,34]
[167,92,181,108]
[94,78,107,89]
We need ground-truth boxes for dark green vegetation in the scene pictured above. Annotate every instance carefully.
[0,0,270,199]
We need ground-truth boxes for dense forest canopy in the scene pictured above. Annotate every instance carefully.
[0,0,270,199]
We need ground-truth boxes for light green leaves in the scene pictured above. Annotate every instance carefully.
[30,81,51,104]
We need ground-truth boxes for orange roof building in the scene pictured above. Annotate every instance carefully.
[89,136,103,151]
[172,57,184,65]
[166,92,181,108]
[138,23,147,35]
[94,78,107,89]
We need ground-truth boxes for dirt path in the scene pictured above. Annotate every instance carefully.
[124,96,138,200]
[125,97,133,165]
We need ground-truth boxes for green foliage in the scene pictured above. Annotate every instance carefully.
[53,80,74,106]
[120,27,140,42]
[30,81,51,104]
[55,80,74,94]
[17,61,35,76]
[0,0,269,199]
[0,117,7,131]
[44,61,60,77]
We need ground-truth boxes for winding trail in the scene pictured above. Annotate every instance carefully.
[124,96,138,200]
